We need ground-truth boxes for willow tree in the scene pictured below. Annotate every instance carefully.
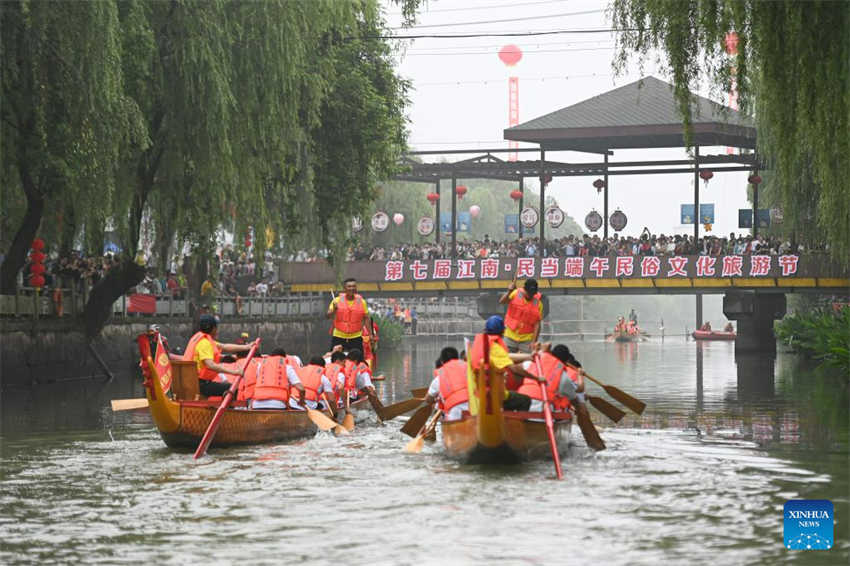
[611,0,850,261]
[0,1,143,294]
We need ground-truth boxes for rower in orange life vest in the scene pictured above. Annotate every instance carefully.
[250,348,305,410]
[322,348,347,405]
[516,343,588,416]
[341,348,385,416]
[499,277,543,353]
[422,347,469,421]
[327,277,369,353]
[182,314,252,397]
[468,315,545,412]
[290,356,336,411]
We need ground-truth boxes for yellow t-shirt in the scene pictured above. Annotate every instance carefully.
[488,341,513,371]
[466,339,514,415]
[194,336,220,374]
[200,280,214,297]
[329,296,370,339]
[503,289,544,343]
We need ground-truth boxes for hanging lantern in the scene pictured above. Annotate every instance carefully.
[498,45,523,67]
[748,174,762,185]
[393,213,405,225]
[510,190,523,201]
[29,239,45,290]
[585,210,603,232]
[593,179,605,193]
[426,192,439,205]
[31,238,45,251]
[455,185,468,199]
[469,205,481,218]
[29,263,46,275]
[699,169,714,187]
[609,209,628,232]
[543,174,553,186]
[30,251,46,264]
[30,275,45,289]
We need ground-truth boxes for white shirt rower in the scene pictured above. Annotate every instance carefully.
[251,363,301,410]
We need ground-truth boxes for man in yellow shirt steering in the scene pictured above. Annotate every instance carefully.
[326,278,369,353]
[499,278,543,353]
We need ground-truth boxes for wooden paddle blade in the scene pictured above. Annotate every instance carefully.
[587,395,626,423]
[603,384,646,415]
[111,398,149,411]
[409,387,428,398]
[401,404,432,438]
[342,412,355,432]
[333,425,350,436]
[404,435,425,453]
[380,397,424,421]
[575,404,606,451]
[307,409,339,432]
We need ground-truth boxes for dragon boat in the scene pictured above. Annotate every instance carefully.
[440,361,571,464]
[691,329,736,341]
[136,333,368,451]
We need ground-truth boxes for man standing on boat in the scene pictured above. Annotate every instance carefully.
[499,278,543,353]
[327,278,369,352]
[183,314,252,397]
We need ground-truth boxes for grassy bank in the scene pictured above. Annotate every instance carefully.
[775,306,850,374]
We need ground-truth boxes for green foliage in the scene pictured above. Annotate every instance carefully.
[374,315,404,348]
[776,306,850,374]
[611,1,850,263]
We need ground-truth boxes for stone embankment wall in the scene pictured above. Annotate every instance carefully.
[0,316,329,389]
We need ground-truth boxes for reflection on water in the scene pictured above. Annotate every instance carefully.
[1,338,847,564]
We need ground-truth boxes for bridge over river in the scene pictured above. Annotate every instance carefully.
[280,253,848,353]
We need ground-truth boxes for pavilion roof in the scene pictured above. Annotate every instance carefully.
[504,76,756,153]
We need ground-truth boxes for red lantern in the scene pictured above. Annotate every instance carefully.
[498,45,523,67]
[592,179,605,193]
[30,274,45,288]
[426,192,439,205]
[543,174,553,186]
[30,263,45,275]
[510,190,523,201]
[699,170,714,182]
[748,174,762,185]
[455,185,467,199]
[245,235,252,248]
[31,238,45,251]
[30,251,46,263]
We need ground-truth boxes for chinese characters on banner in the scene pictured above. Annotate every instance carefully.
[382,255,801,281]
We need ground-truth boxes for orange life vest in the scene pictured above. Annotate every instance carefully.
[252,356,290,402]
[236,357,261,401]
[469,333,520,390]
[504,289,542,335]
[285,355,301,368]
[296,364,324,403]
[184,332,222,382]
[436,359,469,412]
[333,294,366,335]
[343,360,370,394]
[516,352,570,410]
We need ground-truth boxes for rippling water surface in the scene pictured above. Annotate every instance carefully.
[1,338,847,565]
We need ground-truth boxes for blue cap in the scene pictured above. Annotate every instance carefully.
[485,315,505,334]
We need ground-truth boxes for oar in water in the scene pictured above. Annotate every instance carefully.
[193,339,261,459]
[380,397,424,421]
[404,407,441,453]
[341,391,355,431]
[410,387,427,398]
[534,356,563,479]
[307,407,343,432]
[580,371,646,415]
[111,398,149,411]
[586,394,626,423]
[320,393,349,436]
[401,403,432,438]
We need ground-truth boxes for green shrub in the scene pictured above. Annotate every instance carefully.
[776,306,850,374]
[373,315,404,348]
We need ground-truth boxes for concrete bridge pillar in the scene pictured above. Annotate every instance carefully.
[723,291,786,354]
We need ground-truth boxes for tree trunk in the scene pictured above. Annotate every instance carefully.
[0,176,44,294]
[83,257,146,339]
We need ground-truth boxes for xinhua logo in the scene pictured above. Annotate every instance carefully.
[784,500,834,550]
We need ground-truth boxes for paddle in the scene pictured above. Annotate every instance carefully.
[580,371,646,415]
[342,391,355,431]
[193,339,261,459]
[410,387,428,398]
[586,394,626,423]
[307,407,343,432]
[534,356,563,479]
[320,393,349,436]
[111,398,148,411]
[401,403,433,438]
[404,407,442,453]
[380,397,424,421]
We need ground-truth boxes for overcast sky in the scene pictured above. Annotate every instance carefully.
[383,0,753,239]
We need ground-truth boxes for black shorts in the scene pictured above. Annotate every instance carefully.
[331,335,363,353]
[199,379,232,397]
[503,391,532,412]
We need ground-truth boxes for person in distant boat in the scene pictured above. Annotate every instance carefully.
[499,278,543,353]
[700,321,712,332]
[183,314,252,397]
[422,347,469,421]
[291,357,336,411]
[628,308,638,326]
[723,322,734,332]
[327,278,370,352]
[469,315,544,412]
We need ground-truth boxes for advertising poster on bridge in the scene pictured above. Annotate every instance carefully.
[440,212,470,233]
[504,214,519,234]
[681,203,715,225]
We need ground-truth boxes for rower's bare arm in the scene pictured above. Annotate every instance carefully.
[507,363,540,381]
[202,358,243,376]
[219,343,251,354]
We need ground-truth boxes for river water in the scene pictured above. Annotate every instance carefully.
[1,336,847,565]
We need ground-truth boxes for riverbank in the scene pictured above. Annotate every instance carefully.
[775,305,850,374]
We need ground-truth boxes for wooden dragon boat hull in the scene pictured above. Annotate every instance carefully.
[442,412,572,464]
[614,333,640,342]
[692,330,736,341]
